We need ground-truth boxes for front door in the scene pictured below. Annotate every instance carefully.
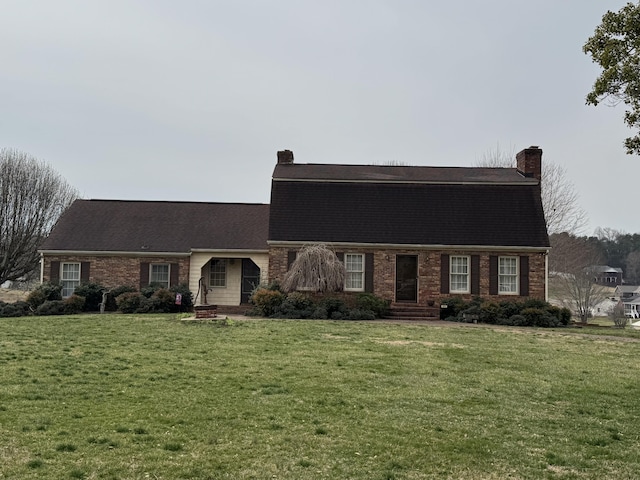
[241,259,261,304]
[396,255,418,302]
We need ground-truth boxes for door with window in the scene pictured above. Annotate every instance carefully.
[241,259,261,304]
[395,255,418,302]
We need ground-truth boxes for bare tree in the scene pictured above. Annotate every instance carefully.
[551,234,609,324]
[0,149,78,284]
[282,244,345,293]
[474,146,588,235]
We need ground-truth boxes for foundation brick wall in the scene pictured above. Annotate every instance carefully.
[42,255,190,289]
[269,246,546,304]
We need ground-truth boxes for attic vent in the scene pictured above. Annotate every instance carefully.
[277,150,294,164]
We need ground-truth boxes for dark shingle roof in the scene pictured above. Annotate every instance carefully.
[40,200,270,253]
[269,164,549,248]
[273,163,538,184]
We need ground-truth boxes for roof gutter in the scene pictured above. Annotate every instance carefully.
[38,250,192,257]
[267,240,550,252]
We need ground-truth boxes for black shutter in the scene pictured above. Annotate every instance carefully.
[365,253,374,293]
[519,256,529,296]
[336,252,344,262]
[489,256,498,295]
[50,261,60,282]
[140,263,149,290]
[170,263,179,287]
[440,254,450,294]
[80,262,90,284]
[287,251,296,269]
[471,255,480,295]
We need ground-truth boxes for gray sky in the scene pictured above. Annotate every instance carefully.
[1,1,635,235]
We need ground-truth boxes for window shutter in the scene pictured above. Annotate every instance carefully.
[140,263,150,290]
[440,254,450,294]
[336,252,344,262]
[519,256,529,296]
[50,261,60,282]
[471,255,480,295]
[489,256,498,295]
[287,251,296,269]
[365,253,374,293]
[81,262,90,283]
[170,263,179,287]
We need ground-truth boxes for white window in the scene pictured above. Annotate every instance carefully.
[61,263,81,298]
[345,253,365,291]
[499,256,518,294]
[210,259,227,288]
[150,264,170,288]
[450,256,469,293]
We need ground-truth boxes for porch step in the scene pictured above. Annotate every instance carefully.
[386,303,440,321]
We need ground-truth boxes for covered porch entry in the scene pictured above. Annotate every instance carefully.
[189,251,269,307]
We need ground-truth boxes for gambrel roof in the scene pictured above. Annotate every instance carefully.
[269,163,549,248]
[40,200,270,253]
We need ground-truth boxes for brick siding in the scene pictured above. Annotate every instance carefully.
[42,255,190,290]
[269,246,546,304]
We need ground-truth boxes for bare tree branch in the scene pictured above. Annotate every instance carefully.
[474,146,588,235]
[0,148,78,284]
[550,234,609,324]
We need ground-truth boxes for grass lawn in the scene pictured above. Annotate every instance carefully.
[1,315,640,479]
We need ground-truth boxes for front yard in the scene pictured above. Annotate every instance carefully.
[1,315,640,479]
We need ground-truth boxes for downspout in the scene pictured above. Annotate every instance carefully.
[39,252,44,284]
[545,249,549,302]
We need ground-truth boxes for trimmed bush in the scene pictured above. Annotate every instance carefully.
[64,295,86,314]
[498,300,523,320]
[36,300,66,316]
[310,306,329,319]
[105,286,137,311]
[346,309,376,320]
[508,314,528,326]
[520,307,559,328]
[274,292,315,319]
[319,297,348,319]
[27,283,62,309]
[116,292,145,314]
[73,283,106,311]
[0,301,31,318]
[250,288,285,317]
[355,293,390,318]
[479,301,501,324]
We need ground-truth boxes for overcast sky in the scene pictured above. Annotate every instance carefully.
[1,1,636,235]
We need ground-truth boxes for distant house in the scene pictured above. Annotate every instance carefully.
[39,146,550,317]
[592,265,623,286]
[622,295,640,319]
[615,285,640,300]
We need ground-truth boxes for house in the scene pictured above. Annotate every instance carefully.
[622,295,640,319]
[615,285,640,300]
[39,146,550,315]
[268,147,549,307]
[39,201,270,307]
[592,265,623,286]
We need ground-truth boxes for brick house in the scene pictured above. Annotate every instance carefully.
[269,147,549,317]
[39,146,549,315]
[39,201,270,307]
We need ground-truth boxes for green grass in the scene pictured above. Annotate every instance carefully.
[2,314,640,479]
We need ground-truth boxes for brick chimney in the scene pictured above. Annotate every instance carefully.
[516,146,542,181]
[277,150,294,164]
